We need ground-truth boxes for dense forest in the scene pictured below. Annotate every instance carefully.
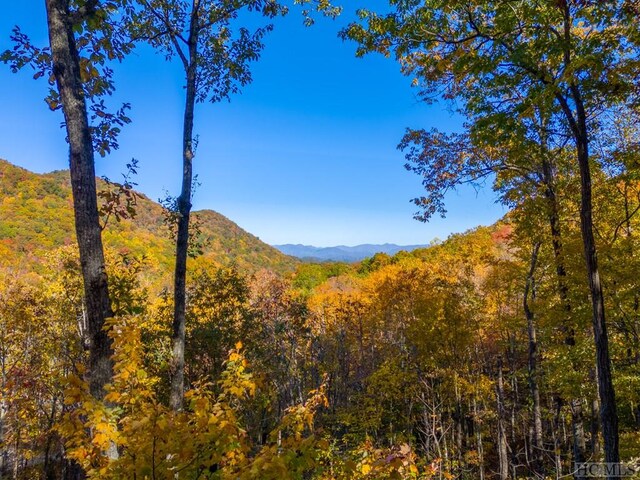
[1,0,640,479]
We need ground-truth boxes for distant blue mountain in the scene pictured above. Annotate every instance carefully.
[272,243,428,262]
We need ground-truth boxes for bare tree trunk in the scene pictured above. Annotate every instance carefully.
[507,338,519,480]
[13,431,19,480]
[573,105,619,467]
[1,351,6,480]
[591,394,601,459]
[541,157,572,319]
[453,375,464,470]
[552,397,563,479]
[45,0,113,400]
[555,5,619,466]
[170,3,199,412]
[43,397,58,480]
[524,242,544,475]
[496,356,509,480]
[542,148,594,478]
[571,399,586,480]
[473,397,485,480]
[553,9,619,465]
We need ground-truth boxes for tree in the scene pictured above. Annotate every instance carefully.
[133,0,340,411]
[132,0,284,411]
[344,1,640,466]
[2,0,133,401]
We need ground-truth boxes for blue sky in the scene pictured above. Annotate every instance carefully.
[0,2,505,247]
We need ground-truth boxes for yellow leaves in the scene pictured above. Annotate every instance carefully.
[104,391,121,403]
[94,421,111,432]
[56,332,270,479]
[91,432,110,448]
[228,385,248,397]
[320,441,423,480]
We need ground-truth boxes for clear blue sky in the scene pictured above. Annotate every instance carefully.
[0,2,505,247]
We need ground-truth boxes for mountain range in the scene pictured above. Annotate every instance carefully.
[273,243,429,262]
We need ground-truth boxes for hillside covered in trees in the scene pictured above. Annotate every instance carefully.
[3,192,640,478]
[1,0,640,479]
[0,159,298,278]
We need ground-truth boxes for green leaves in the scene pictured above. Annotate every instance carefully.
[3,2,136,156]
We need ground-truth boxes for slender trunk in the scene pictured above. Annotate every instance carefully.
[554,7,619,464]
[453,375,464,466]
[507,339,519,480]
[591,393,601,459]
[1,351,6,480]
[542,148,592,478]
[473,397,485,480]
[572,97,619,467]
[170,6,199,412]
[556,5,619,464]
[43,396,58,480]
[552,397,563,479]
[524,242,544,475]
[541,157,572,315]
[13,431,18,480]
[571,399,586,480]
[541,156,576,345]
[496,356,509,480]
[45,0,113,400]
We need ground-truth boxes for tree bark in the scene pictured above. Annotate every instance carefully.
[496,356,509,480]
[572,96,619,467]
[571,399,587,480]
[591,376,601,459]
[524,242,544,475]
[473,397,485,480]
[45,0,114,400]
[553,5,619,465]
[541,157,570,311]
[170,2,199,412]
[552,397,563,479]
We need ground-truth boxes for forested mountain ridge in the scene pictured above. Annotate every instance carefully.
[0,159,298,276]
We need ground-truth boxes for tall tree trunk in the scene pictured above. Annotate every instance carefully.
[552,396,563,479]
[571,94,619,467]
[541,157,572,316]
[43,396,58,480]
[541,147,592,477]
[473,397,485,480]
[45,0,114,400]
[541,156,575,343]
[591,380,601,459]
[496,356,509,480]
[170,5,199,412]
[555,4,619,465]
[571,399,587,480]
[524,242,544,475]
[1,352,6,480]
